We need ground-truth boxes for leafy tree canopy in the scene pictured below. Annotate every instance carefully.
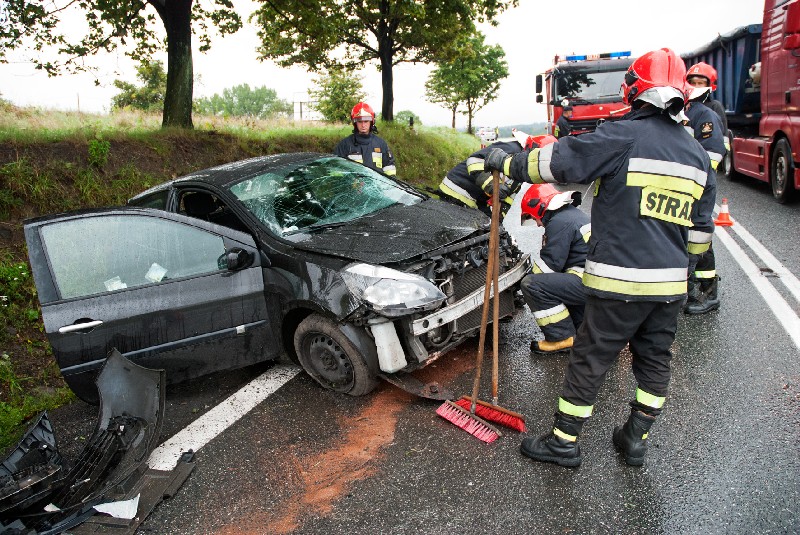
[425,33,508,132]
[309,68,366,123]
[251,0,516,121]
[394,110,420,126]
[112,60,166,113]
[194,84,292,119]
[1,1,243,128]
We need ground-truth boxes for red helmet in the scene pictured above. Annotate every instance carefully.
[528,134,558,150]
[686,62,718,91]
[620,48,687,105]
[351,102,375,123]
[520,184,561,223]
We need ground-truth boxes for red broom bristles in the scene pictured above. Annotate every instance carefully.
[455,396,526,432]
[436,400,501,443]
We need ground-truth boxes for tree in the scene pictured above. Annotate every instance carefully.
[195,84,292,119]
[0,1,242,128]
[251,0,516,122]
[308,69,366,123]
[111,60,166,112]
[394,110,420,127]
[425,34,508,133]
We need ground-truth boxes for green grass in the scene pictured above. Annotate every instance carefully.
[0,104,481,443]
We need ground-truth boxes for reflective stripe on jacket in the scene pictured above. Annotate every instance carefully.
[505,106,716,301]
[442,140,522,204]
[532,205,590,277]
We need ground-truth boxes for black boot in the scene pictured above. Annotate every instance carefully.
[520,413,585,467]
[612,410,656,466]
[684,276,720,315]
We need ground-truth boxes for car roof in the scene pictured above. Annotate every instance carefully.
[130,152,330,200]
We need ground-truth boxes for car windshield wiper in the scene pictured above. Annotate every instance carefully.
[284,220,351,236]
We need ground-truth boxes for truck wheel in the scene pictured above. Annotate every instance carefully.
[721,130,736,180]
[294,314,378,396]
[770,138,797,203]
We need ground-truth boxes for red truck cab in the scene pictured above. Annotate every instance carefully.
[536,52,634,136]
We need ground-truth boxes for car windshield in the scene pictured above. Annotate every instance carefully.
[228,156,423,237]
[555,69,627,103]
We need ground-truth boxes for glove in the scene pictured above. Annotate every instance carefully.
[483,148,509,173]
[475,172,512,199]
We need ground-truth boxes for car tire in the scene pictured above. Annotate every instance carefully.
[294,314,379,396]
[770,138,798,204]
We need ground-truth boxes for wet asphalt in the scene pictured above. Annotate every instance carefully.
[46,172,800,534]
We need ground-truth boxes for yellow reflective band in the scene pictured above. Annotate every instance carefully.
[583,273,687,296]
[594,178,601,196]
[532,258,553,274]
[566,268,585,279]
[627,172,705,200]
[502,195,514,206]
[636,387,665,409]
[534,305,570,327]
[384,168,397,176]
[694,269,716,279]
[502,157,512,180]
[466,157,484,174]
[559,398,593,418]
[525,148,544,184]
[711,160,719,170]
[480,175,493,190]
[553,428,577,442]
[642,432,649,439]
[688,241,711,254]
[639,186,695,227]
[439,183,478,208]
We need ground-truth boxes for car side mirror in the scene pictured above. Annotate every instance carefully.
[221,248,253,271]
[535,74,543,94]
[536,94,543,104]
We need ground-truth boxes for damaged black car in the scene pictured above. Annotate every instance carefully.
[24,154,529,403]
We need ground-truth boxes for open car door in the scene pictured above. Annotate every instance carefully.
[24,207,279,403]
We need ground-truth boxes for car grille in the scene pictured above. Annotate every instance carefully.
[451,255,514,331]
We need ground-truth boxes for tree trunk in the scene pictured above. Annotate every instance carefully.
[467,98,474,134]
[451,105,457,129]
[161,0,194,128]
[379,42,394,122]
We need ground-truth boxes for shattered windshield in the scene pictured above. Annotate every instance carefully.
[229,156,423,237]
[555,69,627,103]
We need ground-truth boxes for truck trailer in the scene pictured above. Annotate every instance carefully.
[683,0,799,203]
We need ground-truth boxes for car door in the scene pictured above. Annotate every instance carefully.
[24,207,280,403]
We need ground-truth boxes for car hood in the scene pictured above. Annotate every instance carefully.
[290,199,488,264]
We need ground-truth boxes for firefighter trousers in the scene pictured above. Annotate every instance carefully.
[520,272,586,341]
[560,296,682,408]
[692,242,716,288]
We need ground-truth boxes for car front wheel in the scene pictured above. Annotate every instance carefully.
[293,314,379,396]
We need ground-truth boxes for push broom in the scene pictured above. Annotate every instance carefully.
[436,170,526,442]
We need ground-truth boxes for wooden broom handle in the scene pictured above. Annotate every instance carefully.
[490,170,501,405]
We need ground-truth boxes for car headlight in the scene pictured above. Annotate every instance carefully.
[342,263,446,317]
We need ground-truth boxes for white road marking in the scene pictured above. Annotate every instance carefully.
[713,211,800,350]
[147,364,301,471]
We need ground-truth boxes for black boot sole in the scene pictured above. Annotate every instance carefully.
[612,427,645,466]
[520,440,582,467]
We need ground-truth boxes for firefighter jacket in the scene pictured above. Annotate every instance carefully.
[334,133,397,175]
[531,205,591,277]
[555,115,572,138]
[501,106,716,302]
[439,140,522,209]
[685,101,726,171]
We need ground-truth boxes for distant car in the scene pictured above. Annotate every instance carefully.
[24,154,529,403]
[476,126,498,144]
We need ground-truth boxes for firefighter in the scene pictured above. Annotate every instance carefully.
[686,62,729,152]
[554,105,573,138]
[334,102,397,176]
[436,131,551,221]
[483,48,716,467]
[683,83,727,314]
[519,181,590,356]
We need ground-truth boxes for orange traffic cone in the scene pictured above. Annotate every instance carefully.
[714,198,734,227]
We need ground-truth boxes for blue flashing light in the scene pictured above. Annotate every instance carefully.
[563,51,631,62]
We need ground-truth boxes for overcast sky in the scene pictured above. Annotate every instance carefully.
[0,0,764,128]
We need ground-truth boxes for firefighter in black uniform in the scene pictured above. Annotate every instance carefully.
[687,62,729,153]
[334,102,397,176]
[519,181,590,355]
[484,48,716,467]
[683,84,727,314]
[554,105,573,138]
[437,132,554,221]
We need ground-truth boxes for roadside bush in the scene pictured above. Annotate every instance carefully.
[87,138,111,168]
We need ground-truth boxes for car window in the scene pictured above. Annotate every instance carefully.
[228,156,422,236]
[130,190,170,209]
[40,215,226,299]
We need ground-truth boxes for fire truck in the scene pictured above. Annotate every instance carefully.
[683,0,800,202]
[535,51,635,136]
